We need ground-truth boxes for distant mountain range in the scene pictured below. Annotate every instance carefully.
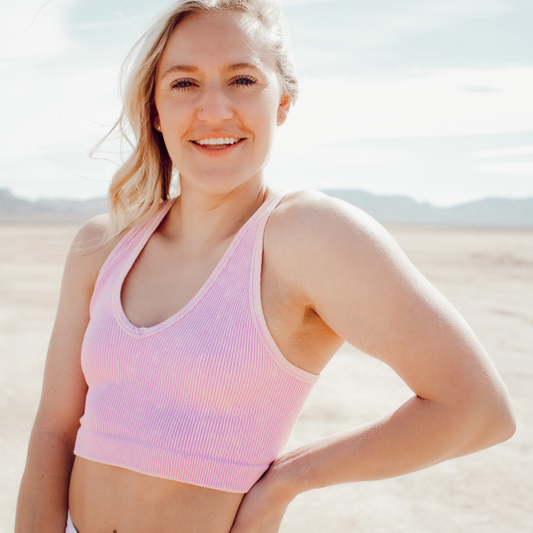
[0,189,108,223]
[322,189,533,227]
[1,188,532,227]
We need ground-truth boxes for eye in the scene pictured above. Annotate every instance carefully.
[170,78,195,91]
[233,75,256,87]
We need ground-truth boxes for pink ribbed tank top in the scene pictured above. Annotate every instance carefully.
[74,190,319,493]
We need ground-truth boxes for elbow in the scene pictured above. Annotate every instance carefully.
[445,381,516,457]
[492,403,516,444]
[468,393,516,451]
[488,384,517,445]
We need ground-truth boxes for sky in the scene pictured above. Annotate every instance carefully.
[0,0,532,205]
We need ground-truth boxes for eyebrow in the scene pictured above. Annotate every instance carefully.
[161,62,260,77]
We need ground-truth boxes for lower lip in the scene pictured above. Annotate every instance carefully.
[190,139,245,156]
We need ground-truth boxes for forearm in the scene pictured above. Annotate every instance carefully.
[15,428,76,533]
[270,394,514,499]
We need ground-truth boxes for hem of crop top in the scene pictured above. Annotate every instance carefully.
[74,427,267,493]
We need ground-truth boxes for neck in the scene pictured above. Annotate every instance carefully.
[162,177,270,251]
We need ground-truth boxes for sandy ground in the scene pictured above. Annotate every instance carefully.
[0,224,532,533]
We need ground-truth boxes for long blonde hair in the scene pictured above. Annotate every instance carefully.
[97,0,299,239]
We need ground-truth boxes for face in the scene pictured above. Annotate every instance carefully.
[153,10,290,195]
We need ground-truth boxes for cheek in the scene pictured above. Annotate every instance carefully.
[158,98,188,124]
[155,85,191,121]
[249,90,281,130]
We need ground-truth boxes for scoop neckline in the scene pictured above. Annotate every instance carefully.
[113,191,283,339]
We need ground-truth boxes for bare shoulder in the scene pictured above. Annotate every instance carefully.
[71,214,109,253]
[271,188,394,240]
[266,189,444,343]
[267,189,407,275]
[66,213,125,295]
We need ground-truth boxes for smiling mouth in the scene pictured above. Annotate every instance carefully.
[192,137,245,149]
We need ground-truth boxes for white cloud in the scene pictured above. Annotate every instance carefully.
[473,162,533,177]
[0,33,122,199]
[288,0,511,51]
[277,67,533,150]
[0,63,121,158]
[266,140,533,206]
[466,146,533,179]
[390,0,509,41]
[468,147,533,159]
[267,66,533,204]
[407,0,508,22]
[0,0,77,61]
[282,0,335,5]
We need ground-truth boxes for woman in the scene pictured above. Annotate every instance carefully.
[15,1,515,532]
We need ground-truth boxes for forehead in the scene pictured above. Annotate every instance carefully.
[158,10,275,74]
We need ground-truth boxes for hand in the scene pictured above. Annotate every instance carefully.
[228,461,300,533]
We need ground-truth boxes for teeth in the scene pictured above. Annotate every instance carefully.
[197,137,240,146]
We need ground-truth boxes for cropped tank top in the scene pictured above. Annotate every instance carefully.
[74,190,319,493]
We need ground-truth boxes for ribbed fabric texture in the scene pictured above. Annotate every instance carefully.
[74,190,319,493]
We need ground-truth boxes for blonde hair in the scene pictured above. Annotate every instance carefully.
[98,0,298,239]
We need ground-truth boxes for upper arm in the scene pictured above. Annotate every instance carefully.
[277,191,512,419]
[34,215,111,443]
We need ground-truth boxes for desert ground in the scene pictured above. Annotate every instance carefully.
[1,223,531,533]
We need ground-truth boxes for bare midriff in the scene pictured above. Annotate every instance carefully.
[69,457,245,533]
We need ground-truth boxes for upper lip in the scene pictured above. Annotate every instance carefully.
[190,134,245,142]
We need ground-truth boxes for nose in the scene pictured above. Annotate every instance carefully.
[197,82,234,123]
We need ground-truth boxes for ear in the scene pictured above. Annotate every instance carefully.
[277,92,291,126]
[153,114,161,131]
